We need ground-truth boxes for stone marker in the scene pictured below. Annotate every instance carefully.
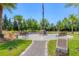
[56,36,69,56]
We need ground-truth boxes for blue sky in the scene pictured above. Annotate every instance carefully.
[3,3,78,24]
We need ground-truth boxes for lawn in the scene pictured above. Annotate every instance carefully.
[48,40,56,56]
[69,33,79,56]
[0,39,32,56]
[48,32,79,56]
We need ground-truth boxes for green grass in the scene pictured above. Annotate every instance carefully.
[69,34,79,56]
[48,32,79,56]
[48,40,56,56]
[0,39,32,56]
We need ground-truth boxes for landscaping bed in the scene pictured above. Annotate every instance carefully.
[0,39,32,56]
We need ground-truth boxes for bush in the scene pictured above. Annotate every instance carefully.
[59,31,67,36]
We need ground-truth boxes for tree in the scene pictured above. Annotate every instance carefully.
[77,19,79,31]
[13,20,18,31]
[8,18,13,31]
[62,18,69,31]
[68,14,78,33]
[49,23,55,31]
[40,18,50,31]
[3,15,13,31]
[3,14,8,30]
[65,3,79,8]
[20,20,28,31]
[14,15,23,22]
[31,19,39,31]
[27,18,39,32]
[56,20,62,31]
[14,15,24,31]
[0,3,16,38]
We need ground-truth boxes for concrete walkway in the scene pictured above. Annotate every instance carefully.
[19,34,72,56]
[18,34,72,41]
[21,41,47,56]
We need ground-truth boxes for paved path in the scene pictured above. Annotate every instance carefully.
[18,34,72,41]
[19,34,72,56]
[21,41,47,56]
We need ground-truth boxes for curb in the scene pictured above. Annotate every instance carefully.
[45,41,48,56]
[20,41,33,56]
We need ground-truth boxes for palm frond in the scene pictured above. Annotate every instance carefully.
[1,3,17,13]
[65,3,79,8]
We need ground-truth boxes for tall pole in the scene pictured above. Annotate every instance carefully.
[42,3,44,30]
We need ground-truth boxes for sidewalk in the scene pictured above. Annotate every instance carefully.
[20,41,47,56]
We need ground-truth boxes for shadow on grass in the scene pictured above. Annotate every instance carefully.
[0,39,27,50]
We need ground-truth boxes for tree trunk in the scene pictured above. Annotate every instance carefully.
[0,5,4,38]
[71,26,74,34]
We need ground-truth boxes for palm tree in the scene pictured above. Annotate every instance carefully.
[0,3,16,39]
[62,18,69,31]
[65,3,79,33]
[65,3,79,7]
[69,14,78,33]
[65,3,79,17]
[14,15,24,31]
